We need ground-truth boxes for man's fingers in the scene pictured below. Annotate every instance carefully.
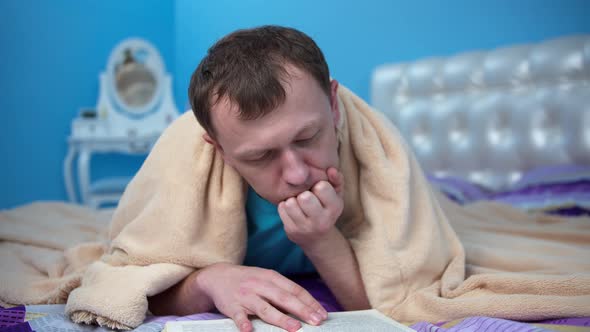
[283,197,309,221]
[244,296,302,332]
[204,264,325,332]
[230,310,252,332]
[311,181,343,219]
[278,201,296,229]
[266,272,328,321]
[296,191,323,218]
[253,279,324,326]
[326,167,343,195]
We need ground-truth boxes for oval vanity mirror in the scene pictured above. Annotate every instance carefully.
[106,38,166,117]
[115,48,157,109]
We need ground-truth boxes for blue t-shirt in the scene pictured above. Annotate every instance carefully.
[243,187,316,275]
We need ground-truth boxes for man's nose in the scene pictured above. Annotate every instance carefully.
[281,149,309,187]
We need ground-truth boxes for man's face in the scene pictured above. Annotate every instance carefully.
[206,66,340,205]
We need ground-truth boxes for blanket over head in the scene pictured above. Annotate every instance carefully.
[0,85,589,329]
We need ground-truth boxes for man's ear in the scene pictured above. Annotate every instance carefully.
[330,79,340,126]
[202,133,224,155]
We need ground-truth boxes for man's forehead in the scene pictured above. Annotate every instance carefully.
[233,119,321,156]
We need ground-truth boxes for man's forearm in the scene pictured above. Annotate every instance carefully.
[148,269,215,315]
[301,228,370,311]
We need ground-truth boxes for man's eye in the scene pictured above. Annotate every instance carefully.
[296,133,318,146]
[249,151,273,163]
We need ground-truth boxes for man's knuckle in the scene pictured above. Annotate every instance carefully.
[277,290,292,304]
[238,285,250,296]
[258,304,272,317]
[318,181,330,191]
[289,284,304,297]
[297,192,310,204]
[263,269,280,281]
[312,303,324,313]
[245,275,259,287]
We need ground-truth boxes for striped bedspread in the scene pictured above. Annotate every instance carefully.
[2,304,589,332]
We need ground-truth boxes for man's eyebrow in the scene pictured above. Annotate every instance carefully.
[236,121,319,158]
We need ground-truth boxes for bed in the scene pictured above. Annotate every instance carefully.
[2,35,590,332]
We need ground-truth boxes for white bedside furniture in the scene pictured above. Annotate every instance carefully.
[64,38,179,208]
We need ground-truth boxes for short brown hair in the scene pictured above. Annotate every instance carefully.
[188,25,331,137]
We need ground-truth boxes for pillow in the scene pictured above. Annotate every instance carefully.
[490,164,590,217]
[427,165,590,217]
[427,175,491,204]
[511,164,590,190]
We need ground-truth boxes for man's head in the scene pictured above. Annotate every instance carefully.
[189,26,340,204]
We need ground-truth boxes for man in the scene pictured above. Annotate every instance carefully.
[148,26,370,332]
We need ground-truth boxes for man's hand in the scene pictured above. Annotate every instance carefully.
[196,263,328,332]
[276,167,370,311]
[278,167,344,247]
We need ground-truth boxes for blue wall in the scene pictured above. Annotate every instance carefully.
[1,0,589,209]
[0,0,174,209]
[174,0,590,104]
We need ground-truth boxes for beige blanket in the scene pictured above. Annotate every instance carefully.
[1,85,589,329]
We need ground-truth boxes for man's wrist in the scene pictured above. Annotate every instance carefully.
[299,227,343,259]
[184,266,216,312]
[193,264,213,297]
[148,267,214,315]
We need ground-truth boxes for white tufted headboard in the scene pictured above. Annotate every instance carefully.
[371,35,590,190]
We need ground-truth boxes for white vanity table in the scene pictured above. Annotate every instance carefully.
[64,38,179,208]
[63,129,161,209]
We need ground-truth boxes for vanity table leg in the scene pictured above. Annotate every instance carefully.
[77,148,92,206]
[63,145,78,203]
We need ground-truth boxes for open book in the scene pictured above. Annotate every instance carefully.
[165,309,416,332]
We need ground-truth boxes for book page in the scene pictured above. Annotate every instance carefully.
[165,309,416,332]
[167,318,287,332]
[300,310,415,331]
